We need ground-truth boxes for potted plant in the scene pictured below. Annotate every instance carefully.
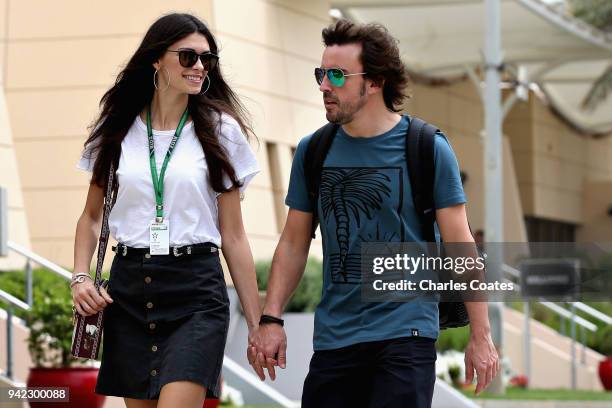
[509,374,528,389]
[448,364,462,388]
[25,280,105,408]
[597,325,612,391]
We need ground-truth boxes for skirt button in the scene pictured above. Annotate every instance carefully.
[146,302,154,309]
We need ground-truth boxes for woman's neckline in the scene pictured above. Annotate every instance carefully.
[136,113,193,135]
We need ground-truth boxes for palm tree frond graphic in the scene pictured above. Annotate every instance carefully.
[320,168,392,283]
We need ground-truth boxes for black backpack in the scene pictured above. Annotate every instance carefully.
[303,116,469,330]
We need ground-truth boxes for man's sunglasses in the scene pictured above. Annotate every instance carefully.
[314,67,366,87]
[167,49,219,71]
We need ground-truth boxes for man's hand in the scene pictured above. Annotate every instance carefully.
[464,331,499,395]
[247,323,287,381]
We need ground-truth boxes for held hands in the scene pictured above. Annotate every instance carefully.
[71,277,113,316]
[464,331,500,395]
[247,322,287,381]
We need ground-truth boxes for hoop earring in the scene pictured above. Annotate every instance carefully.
[153,67,170,91]
[199,75,211,95]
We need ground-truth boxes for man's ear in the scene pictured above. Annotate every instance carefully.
[368,77,384,95]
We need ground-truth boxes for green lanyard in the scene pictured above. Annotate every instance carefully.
[146,106,190,222]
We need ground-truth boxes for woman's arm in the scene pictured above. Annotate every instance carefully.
[72,182,113,316]
[74,183,103,273]
[217,188,261,330]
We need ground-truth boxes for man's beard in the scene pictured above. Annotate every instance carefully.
[325,82,367,124]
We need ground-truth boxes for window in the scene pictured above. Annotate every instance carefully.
[524,216,576,242]
[266,142,286,233]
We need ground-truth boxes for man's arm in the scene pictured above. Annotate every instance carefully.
[436,204,500,395]
[248,208,313,380]
[263,209,313,317]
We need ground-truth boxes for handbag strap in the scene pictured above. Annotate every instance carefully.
[93,163,117,287]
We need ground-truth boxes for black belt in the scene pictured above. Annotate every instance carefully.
[112,242,218,258]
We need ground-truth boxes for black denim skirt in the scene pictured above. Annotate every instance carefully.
[95,244,229,400]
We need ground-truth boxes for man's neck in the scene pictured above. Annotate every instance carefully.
[146,91,189,131]
[342,105,402,138]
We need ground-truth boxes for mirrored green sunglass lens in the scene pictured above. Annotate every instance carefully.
[328,69,345,86]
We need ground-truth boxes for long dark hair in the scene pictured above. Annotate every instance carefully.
[322,19,410,111]
[84,13,253,192]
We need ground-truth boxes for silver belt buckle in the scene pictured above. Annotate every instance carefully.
[173,246,192,257]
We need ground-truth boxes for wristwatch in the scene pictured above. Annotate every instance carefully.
[70,273,92,288]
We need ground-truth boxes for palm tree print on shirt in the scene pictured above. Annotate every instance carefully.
[320,167,396,283]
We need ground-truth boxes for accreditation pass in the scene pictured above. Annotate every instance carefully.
[149,219,170,255]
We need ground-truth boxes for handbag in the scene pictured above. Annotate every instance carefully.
[71,163,117,359]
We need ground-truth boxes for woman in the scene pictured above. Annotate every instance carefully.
[72,13,262,408]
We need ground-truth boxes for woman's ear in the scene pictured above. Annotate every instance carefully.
[152,61,160,71]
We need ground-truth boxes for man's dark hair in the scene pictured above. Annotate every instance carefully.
[322,19,410,111]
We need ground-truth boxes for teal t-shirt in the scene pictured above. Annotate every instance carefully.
[285,116,467,351]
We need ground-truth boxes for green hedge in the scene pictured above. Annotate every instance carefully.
[0,269,74,320]
[436,326,470,352]
[0,269,80,366]
[254,258,322,313]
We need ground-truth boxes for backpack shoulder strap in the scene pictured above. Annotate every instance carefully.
[406,116,439,243]
[304,123,339,238]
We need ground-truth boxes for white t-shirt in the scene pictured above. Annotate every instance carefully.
[77,113,260,248]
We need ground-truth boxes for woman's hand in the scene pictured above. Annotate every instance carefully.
[247,323,287,381]
[71,280,113,316]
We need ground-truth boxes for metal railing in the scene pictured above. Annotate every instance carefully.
[502,263,611,390]
[0,289,30,380]
[572,301,612,325]
[1,241,72,380]
[502,263,609,331]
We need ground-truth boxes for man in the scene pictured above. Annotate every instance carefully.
[248,19,499,407]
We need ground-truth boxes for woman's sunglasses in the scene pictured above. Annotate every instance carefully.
[314,67,366,87]
[167,49,219,71]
